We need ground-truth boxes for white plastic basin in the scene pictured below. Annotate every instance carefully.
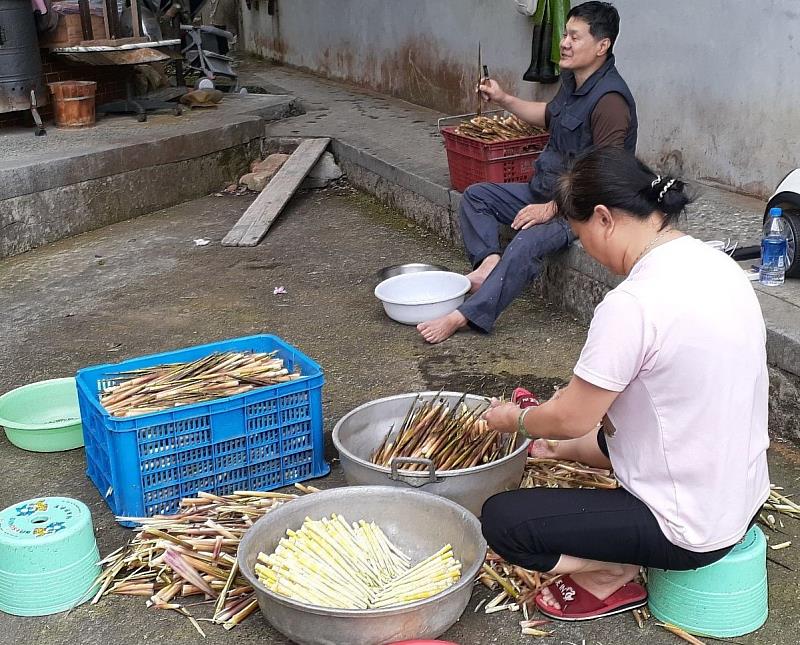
[374,271,471,325]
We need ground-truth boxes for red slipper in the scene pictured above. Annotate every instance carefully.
[534,575,647,621]
[511,388,540,455]
[512,387,540,409]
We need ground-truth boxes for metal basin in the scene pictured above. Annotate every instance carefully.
[238,486,486,645]
[376,263,449,283]
[332,392,530,517]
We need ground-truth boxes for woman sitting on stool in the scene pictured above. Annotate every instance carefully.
[482,147,770,621]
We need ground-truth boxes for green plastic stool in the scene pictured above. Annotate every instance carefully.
[647,526,768,638]
[0,497,101,616]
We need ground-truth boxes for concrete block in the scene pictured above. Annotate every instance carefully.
[768,365,800,444]
[340,159,454,246]
[0,142,259,260]
[331,140,451,209]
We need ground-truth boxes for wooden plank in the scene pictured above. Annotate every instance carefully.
[222,138,331,247]
[78,0,94,40]
[104,0,120,39]
[101,0,111,39]
[130,0,141,38]
[59,48,170,66]
[78,37,149,47]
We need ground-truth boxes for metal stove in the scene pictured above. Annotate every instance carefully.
[0,0,47,135]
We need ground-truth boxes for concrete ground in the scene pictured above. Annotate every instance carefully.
[0,185,798,644]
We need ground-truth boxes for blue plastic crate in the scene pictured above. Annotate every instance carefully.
[75,335,329,524]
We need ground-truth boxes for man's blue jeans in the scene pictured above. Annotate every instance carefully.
[458,182,575,333]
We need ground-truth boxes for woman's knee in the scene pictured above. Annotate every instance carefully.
[481,493,559,571]
[480,492,510,548]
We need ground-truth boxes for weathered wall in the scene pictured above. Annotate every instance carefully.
[240,0,800,198]
[611,0,800,198]
[199,0,240,34]
[240,0,560,113]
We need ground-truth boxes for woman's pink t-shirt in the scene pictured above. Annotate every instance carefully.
[574,236,770,551]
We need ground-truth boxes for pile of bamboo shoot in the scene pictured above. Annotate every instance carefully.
[454,114,546,142]
[100,350,300,417]
[92,486,316,635]
[372,394,517,472]
[256,515,461,609]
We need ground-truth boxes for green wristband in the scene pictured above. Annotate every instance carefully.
[517,407,534,439]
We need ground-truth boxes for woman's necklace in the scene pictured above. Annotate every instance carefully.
[632,228,674,267]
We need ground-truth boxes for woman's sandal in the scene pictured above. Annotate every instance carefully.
[511,387,542,458]
[534,575,647,621]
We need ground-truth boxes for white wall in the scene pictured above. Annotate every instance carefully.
[240,0,800,197]
[612,0,800,197]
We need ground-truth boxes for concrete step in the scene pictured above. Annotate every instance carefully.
[0,93,301,260]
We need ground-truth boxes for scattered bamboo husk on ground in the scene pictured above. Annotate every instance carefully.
[657,622,707,645]
[763,485,800,519]
[99,350,301,417]
[93,487,313,633]
[522,457,619,490]
[454,114,546,142]
[372,393,517,472]
[256,514,461,609]
[633,605,651,629]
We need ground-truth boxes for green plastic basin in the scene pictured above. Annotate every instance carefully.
[0,378,84,452]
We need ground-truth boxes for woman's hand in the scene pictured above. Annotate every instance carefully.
[477,78,508,106]
[483,399,522,435]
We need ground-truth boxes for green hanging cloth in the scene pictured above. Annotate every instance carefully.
[523,0,571,84]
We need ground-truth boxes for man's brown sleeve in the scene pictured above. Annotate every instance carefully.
[590,92,631,147]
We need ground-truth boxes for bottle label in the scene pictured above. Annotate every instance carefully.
[761,237,788,270]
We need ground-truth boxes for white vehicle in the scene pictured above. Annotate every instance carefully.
[764,170,800,278]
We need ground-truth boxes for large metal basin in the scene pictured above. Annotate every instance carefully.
[238,486,486,645]
[332,392,530,517]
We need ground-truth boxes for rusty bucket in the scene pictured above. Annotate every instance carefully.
[48,81,97,128]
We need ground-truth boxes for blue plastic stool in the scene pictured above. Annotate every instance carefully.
[647,526,768,638]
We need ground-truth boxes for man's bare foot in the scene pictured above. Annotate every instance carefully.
[417,310,468,344]
[465,254,501,293]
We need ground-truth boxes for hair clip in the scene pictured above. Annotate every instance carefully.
[650,175,662,188]
[658,178,677,202]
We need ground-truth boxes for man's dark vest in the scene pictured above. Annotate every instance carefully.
[530,55,637,201]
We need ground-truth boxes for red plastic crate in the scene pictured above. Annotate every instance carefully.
[441,126,550,192]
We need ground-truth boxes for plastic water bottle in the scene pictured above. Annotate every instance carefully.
[759,207,788,286]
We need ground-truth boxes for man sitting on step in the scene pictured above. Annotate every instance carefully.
[418,1,637,343]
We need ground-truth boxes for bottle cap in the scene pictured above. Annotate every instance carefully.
[769,207,783,217]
